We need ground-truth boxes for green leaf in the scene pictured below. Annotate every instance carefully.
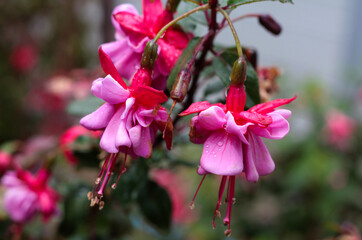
[167,37,202,91]
[67,96,104,116]
[227,0,293,7]
[137,180,172,231]
[212,50,261,108]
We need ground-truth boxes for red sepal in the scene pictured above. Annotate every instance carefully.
[237,111,272,127]
[249,95,297,114]
[142,0,164,27]
[98,47,128,89]
[179,102,226,116]
[132,85,168,108]
[113,12,150,37]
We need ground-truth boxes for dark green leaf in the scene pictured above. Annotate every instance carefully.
[137,180,172,231]
[212,50,261,108]
[67,95,104,116]
[227,0,293,7]
[167,37,202,91]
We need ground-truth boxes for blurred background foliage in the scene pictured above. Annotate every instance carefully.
[0,0,361,240]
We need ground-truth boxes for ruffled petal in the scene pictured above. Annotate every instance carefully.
[189,116,211,144]
[225,112,249,144]
[99,106,125,153]
[111,4,139,36]
[115,118,132,148]
[129,125,153,158]
[136,108,155,127]
[92,75,130,104]
[198,106,226,131]
[121,97,135,119]
[250,111,290,139]
[200,130,244,176]
[80,103,115,130]
[243,132,274,181]
[113,11,150,37]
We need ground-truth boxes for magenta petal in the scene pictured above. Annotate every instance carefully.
[99,75,130,104]
[100,106,125,153]
[189,116,211,144]
[245,132,275,177]
[136,108,155,127]
[274,109,291,119]
[198,106,226,131]
[225,112,249,144]
[80,103,115,130]
[129,125,153,158]
[90,78,103,99]
[250,111,290,139]
[242,142,259,182]
[1,171,24,188]
[201,130,243,176]
[121,97,135,119]
[197,166,208,175]
[111,4,139,36]
[115,120,132,148]
[142,0,163,27]
[4,187,38,222]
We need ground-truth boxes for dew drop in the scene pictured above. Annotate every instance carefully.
[217,141,223,147]
[214,155,217,158]
[205,144,209,148]
[206,150,209,153]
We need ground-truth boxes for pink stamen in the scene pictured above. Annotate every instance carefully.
[223,176,235,233]
[92,153,112,194]
[189,175,206,209]
[97,153,119,196]
[213,176,227,228]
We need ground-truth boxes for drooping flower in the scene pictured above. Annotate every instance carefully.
[59,125,101,164]
[180,57,296,235]
[1,168,59,223]
[80,47,169,206]
[101,0,191,90]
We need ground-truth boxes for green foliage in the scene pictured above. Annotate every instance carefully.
[167,37,202,91]
[227,0,293,7]
[67,96,104,116]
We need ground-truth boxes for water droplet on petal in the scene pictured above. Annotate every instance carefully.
[206,144,209,148]
[217,141,223,147]
[214,155,217,158]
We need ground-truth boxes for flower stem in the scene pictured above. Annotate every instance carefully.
[217,7,243,58]
[153,4,210,42]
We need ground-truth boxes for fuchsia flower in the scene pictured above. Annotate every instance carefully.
[80,47,169,205]
[102,0,191,90]
[0,151,12,176]
[1,168,59,223]
[325,110,355,150]
[59,125,101,164]
[180,76,296,235]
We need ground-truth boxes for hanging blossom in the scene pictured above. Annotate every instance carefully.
[80,47,169,208]
[1,168,59,223]
[101,0,191,90]
[180,58,296,236]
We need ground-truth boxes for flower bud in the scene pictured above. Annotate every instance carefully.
[170,69,192,102]
[243,47,258,70]
[141,41,159,70]
[258,14,282,35]
[227,57,247,112]
[166,0,181,12]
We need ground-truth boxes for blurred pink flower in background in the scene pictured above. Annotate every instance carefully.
[325,110,355,150]
[0,151,12,176]
[59,125,101,164]
[1,168,59,223]
[9,44,38,73]
[151,169,197,224]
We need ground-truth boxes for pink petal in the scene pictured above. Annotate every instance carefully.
[189,116,211,144]
[99,106,125,153]
[4,187,38,222]
[198,106,226,131]
[1,171,24,188]
[158,39,182,73]
[129,125,153,158]
[197,165,208,175]
[80,103,116,130]
[92,75,130,104]
[274,109,291,119]
[250,111,290,139]
[136,108,155,127]
[115,118,132,148]
[111,4,139,36]
[244,132,275,181]
[201,130,244,176]
[225,112,249,144]
[121,97,135,119]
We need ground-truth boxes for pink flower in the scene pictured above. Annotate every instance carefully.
[59,125,101,164]
[151,169,197,224]
[180,82,296,235]
[101,1,191,90]
[325,110,355,150]
[80,48,169,205]
[0,151,12,176]
[1,168,59,223]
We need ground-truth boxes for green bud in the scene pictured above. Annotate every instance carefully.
[141,41,158,70]
[171,69,192,102]
[230,57,247,86]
